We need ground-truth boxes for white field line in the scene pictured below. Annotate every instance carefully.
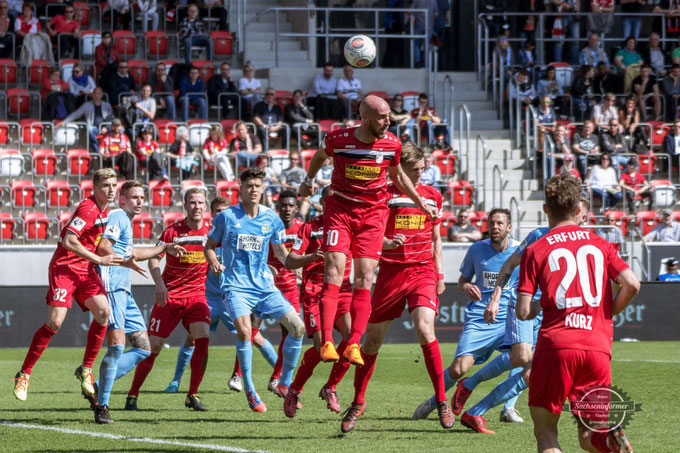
[0,420,274,453]
[613,359,680,364]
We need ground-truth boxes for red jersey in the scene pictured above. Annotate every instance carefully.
[136,140,160,161]
[100,133,132,157]
[381,183,442,265]
[267,217,303,293]
[202,138,229,157]
[322,127,401,204]
[291,215,352,284]
[620,171,646,188]
[49,15,79,34]
[51,196,108,273]
[158,219,210,298]
[518,224,629,357]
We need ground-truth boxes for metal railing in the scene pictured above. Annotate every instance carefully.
[459,105,471,179]
[629,226,652,281]
[509,196,521,241]
[491,164,505,209]
[442,75,455,142]
[475,135,487,209]
[543,133,557,181]
[525,104,539,178]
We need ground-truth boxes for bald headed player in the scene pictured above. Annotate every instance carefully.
[299,95,438,367]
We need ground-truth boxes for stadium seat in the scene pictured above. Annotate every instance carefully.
[79,179,93,199]
[650,179,675,209]
[11,180,39,208]
[162,211,184,228]
[66,149,92,177]
[268,149,289,175]
[193,61,215,81]
[145,31,170,59]
[188,122,211,147]
[0,212,16,241]
[211,31,233,59]
[128,60,150,87]
[32,149,59,177]
[45,180,73,209]
[156,119,180,145]
[23,212,50,241]
[635,210,660,236]
[439,210,455,238]
[470,210,489,234]
[148,179,174,207]
[0,58,17,90]
[220,119,238,140]
[74,1,91,27]
[637,154,658,177]
[432,149,456,176]
[401,90,420,111]
[59,59,79,82]
[0,149,24,178]
[58,211,73,233]
[113,30,136,58]
[80,30,101,60]
[53,123,80,148]
[216,180,240,205]
[7,88,32,119]
[300,149,316,171]
[0,120,16,146]
[318,119,335,133]
[20,119,45,146]
[132,211,155,239]
[448,180,474,207]
[274,90,293,111]
[367,90,391,103]
[27,59,51,88]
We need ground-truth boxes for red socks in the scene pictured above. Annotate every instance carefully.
[188,337,209,395]
[82,319,107,369]
[290,346,321,392]
[353,350,378,405]
[421,339,446,402]
[128,352,158,397]
[270,333,286,381]
[589,431,611,453]
[21,324,57,375]
[326,340,351,388]
[320,283,341,344]
[348,288,371,345]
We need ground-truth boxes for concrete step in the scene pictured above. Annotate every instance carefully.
[455,91,489,102]
[441,71,478,83]
[246,50,309,61]
[247,40,301,52]
[247,22,293,34]
[248,59,315,69]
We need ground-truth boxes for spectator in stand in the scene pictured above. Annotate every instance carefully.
[559,153,582,179]
[508,68,537,107]
[57,87,113,153]
[517,0,544,42]
[579,33,609,67]
[208,62,237,119]
[573,120,601,174]
[410,92,444,144]
[619,94,645,149]
[571,64,596,119]
[135,83,156,124]
[588,0,614,36]
[308,62,344,120]
[662,63,680,119]
[202,124,234,181]
[407,0,437,68]
[95,31,120,89]
[336,65,364,119]
[592,93,618,128]
[552,123,572,158]
[537,65,569,117]
[179,66,207,121]
[137,0,159,34]
[653,1,680,39]
[100,118,135,179]
[7,0,20,19]
[178,3,213,64]
[202,0,228,31]
[136,126,169,181]
[595,212,625,245]
[68,63,96,105]
[147,62,175,121]
[537,95,556,150]
[280,151,311,216]
[621,0,646,40]
[619,157,651,212]
[388,94,411,137]
[585,154,623,209]
[41,66,68,99]
[0,1,13,59]
[633,63,662,121]
[420,152,441,187]
[107,59,136,106]
[657,258,680,281]
[255,154,279,207]
[316,156,333,188]
[447,208,482,242]
[494,36,515,86]
[643,32,669,77]
[106,0,132,30]
[13,3,39,47]
[551,0,579,64]
[645,210,680,242]
[599,117,628,169]
[166,125,199,179]
[614,36,644,73]
[253,87,286,149]
[594,61,619,94]
[229,120,262,167]
[662,119,680,171]
[479,0,507,38]
[238,63,262,119]
[517,38,539,79]
[284,89,316,149]
[42,67,76,122]
[46,4,79,59]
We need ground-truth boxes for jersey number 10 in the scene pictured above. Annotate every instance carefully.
[548,245,604,310]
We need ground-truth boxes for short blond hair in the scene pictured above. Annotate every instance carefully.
[93,168,117,186]
[400,141,425,166]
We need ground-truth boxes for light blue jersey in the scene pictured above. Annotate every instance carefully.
[99,209,134,293]
[515,227,549,304]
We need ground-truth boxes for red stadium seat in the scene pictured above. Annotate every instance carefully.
[20,119,45,145]
[0,121,14,145]
[24,212,50,240]
[80,179,93,199]
[74,1,90,26]
[216,180,240,205]
[439,210,455,238]
[448,180,474,207]
[637,154,657,175]
[192,60,215,81]
[220,119,238,141]
[67,149,92,176]
[148,179,174,206]
[11,180,39,208]
[162,211,184,228]
[300,149,316,171]
[0,58,17,88]
[132,211,155,239]
[113,30,136,58]
[211,31,233,58]
[432,149,456,176]
[635,210,660,236]
[155,120,180,145]
[469,210,488,234]
[318,119,335,132]
[46,180,73,209]
[7,88,31,118]
[32,149,58,176]
[649,121,666,147]
[58,211,73,233]
[27,59,50,88]
[603,210,629,236]
[145,31,169,59]
[274,90,292,111]
[0,212,16,240]
[367,90,390,103]
[128,60,150,87]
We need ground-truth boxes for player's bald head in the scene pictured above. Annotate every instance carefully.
[360,95,390,117]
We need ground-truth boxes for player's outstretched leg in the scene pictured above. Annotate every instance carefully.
[253,327,278,368]
[341,348,376,433]
[166,338,194,393]
[14,320,59,401]
[421,339,455,429]
[126,349,160,410]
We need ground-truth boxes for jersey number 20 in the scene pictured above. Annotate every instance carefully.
[548,245,604,309]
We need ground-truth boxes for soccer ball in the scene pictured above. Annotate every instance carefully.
[344,35,376,68]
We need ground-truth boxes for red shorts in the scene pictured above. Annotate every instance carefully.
[46,265,106,311]
[369,263,438,324]
[148,294,210,338]
[301,280,352,338]
[323,194,389,260]
[529,348,611,421]
[280,286,300,314]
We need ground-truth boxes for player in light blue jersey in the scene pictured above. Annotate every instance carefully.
[94,180,185,424]
[456,198,590,433]
[412,208,519,429]
[205,167,305,413]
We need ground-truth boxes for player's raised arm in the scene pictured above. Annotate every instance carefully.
[458,274,482,301]
[387,164,437,220]
[299,147,328,197]
[204,237,224,275]
[66,230,123,266]
[133,242,186,261]
[484,251,522,324]
[613,268,640,315]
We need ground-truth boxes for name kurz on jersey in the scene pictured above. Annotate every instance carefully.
[564,313,593,331]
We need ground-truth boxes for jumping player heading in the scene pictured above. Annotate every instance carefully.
[299,95,437,367]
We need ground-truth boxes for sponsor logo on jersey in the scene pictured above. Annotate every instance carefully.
[237,234,264,252]
[105,224,121,238]
[179,251,207,264]
[376,152,384,164]
[395,214,426,230]
[483,271,509,289]
[70,216,86,231]
[262,225,270,234]
[94,233,103,248]
[292,237,303,251]
[345,164,380,180]
[345,144,356,149]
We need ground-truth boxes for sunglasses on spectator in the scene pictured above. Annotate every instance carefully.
[65,9,74,13]
[265,92,275,96]
[542,100,551,104]
[119,65,128,69]
[394,97,403,101]
[607,218,616,222]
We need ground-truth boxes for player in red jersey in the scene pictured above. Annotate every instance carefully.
[339,142,454,433]
[517,174,639,453]
[282,187,354,418]
[299,95,437,366]
[126,188,212,411]
[13,168,125,403]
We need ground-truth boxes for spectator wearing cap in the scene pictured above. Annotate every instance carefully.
[559,154,582,180]
[619,158,651,212]
[100,118,135,179]
[447,209,482,242]
[657,258,680,281]
[662,119,680,171]
[645,210,680,242]
[595,212,625,246]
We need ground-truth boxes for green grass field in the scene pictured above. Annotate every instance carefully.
[1,342,679,452]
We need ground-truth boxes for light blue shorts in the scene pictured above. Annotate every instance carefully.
[107,289,146,334]
[206,291,236,334]
[500,301,542,351]
[225,288,294,323]
[454,305,507,365]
